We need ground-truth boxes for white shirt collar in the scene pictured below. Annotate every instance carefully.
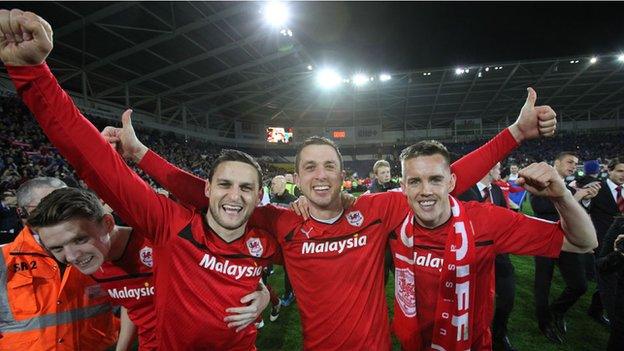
[607,178,620,192]
[477,181,489,192]
[311,210,344,224]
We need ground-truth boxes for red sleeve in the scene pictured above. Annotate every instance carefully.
[138,149,209,209]
[450,128,518,196]
[7,63,191,244]
[249,204,292,239]
[472,203,564,257]
[360,191,411,233]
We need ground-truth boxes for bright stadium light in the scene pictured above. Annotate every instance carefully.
[618,54,624,62]
[307,65,313,71]
[262,1,290,28]
[590,57,598,64]
[379,73,392,82]
[316,68,342,89]
[352,73,370,86]
[455,68,464,75]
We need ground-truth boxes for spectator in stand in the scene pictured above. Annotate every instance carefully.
[369,160,400,193]
[0,188,21,243]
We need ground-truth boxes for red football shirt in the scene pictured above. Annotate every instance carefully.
[390,201,565,350]
[9,64,281,351]
[92,232,156,350]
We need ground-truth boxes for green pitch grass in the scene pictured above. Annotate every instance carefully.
[256,256,609,350]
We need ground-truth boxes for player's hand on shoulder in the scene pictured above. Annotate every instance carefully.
[0,9,52,66]
[290,195,310,220]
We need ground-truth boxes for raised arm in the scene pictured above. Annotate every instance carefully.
[516,162,598,251]
[100,112,209,209]
[450,87,557,195]
[0,9,188,242]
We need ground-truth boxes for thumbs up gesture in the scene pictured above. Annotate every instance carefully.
[101,109,149,163]
[509,87,557,142]
[0,9,53,66]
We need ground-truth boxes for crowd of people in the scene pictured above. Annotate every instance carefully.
[0,9,622,351]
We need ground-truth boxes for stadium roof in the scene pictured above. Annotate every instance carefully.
[1,2,623,134]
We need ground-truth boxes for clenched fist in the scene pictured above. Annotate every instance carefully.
[0,9,52,66]
[516,162,569,199]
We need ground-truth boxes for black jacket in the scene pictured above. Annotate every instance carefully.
[589,181,621,247]
[530,185,577,222]
[368,179,400,193]
[458,183,506,208]
[597,216,624,351]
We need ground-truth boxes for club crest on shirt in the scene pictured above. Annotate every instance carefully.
[395,267,416,317]
[246,238,264,257]
[346,210,364,227]
[139,246,153,268]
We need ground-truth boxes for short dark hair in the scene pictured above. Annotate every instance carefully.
[208,149,263,189]
[555,151,578,161]
[400,140,451,166]
[295,136,343,172]
[608,156,624,171]
[27,187,105,228]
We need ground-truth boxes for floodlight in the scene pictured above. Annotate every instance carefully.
[379,73,392,82]
[352,73,369,86]
[262,1,290,27]
[618,54,624,62]
[455,68,463,75]
[307,65,313,71]
[485,67,490,72]
[316,68,342,89]
[590,57,598,64]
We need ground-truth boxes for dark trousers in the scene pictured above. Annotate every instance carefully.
[589,252,605,315]
[492,254,516,337]
[534,252,588,324]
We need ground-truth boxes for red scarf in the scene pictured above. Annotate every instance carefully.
[393,196,476,351]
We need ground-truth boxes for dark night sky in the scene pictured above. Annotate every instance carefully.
[290,2,624,72]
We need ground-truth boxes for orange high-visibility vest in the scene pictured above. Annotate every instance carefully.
[0,227,119,351]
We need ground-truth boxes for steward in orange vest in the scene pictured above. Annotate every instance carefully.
[0,227,119,350]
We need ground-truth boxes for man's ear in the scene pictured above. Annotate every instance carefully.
[448,173,457,194]
[294,173,300,188]
[101,213,115,233]
[205,179,211,199]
